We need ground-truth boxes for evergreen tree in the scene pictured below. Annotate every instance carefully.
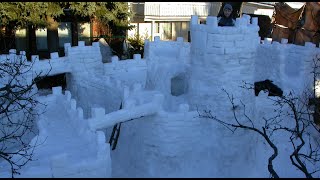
[0,2,133,56]
[0,2,64,55]
[64,2,133,55]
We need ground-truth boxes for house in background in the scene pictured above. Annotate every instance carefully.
[127,2,304,42]
[13,2,306,58]
[128,2,221,42]
[128,2,220,42]
[15,22,102,59]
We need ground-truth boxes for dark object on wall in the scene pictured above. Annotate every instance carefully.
[308,97,320,125]
[34,73,67,90]
[254,79,283,97]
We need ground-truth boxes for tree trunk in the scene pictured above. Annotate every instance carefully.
[71,16,78,46]
[47,16,60,54]
[218,2,243,19]
[2,22,16,54]
[0,27,6,54]
[28,25,37,59]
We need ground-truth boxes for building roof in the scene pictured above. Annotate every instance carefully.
[245,2,275,9]
[253,2,305,9]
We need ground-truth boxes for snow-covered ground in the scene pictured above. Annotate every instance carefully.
[1,14,320,178]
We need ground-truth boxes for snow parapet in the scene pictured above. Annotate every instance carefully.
[144,37,191,64]
[104,55,147,88]
[14,86,112,178]
[256,38,320,96]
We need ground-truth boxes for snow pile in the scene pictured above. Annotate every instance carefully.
[97,38,113,63]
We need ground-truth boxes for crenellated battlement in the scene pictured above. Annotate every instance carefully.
[104,55,146,74]
[101,55,147,88]
[190,15,260,60]
[256,37,320,94]
[64,41,101,58]
[16,86,111,178]
[144,37,191,63]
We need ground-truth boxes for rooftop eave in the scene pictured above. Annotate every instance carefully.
[246,2,275,9]
[144,15,207,22]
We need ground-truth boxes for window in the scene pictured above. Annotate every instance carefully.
[15,29,27,52]
[78,22,91,46]
[162,22,172,40]
[58,22,72,48]
[36,28,48,50]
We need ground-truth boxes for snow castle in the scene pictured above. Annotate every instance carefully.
[1,14,320,177]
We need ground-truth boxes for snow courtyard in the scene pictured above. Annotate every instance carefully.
[1,14,320,178]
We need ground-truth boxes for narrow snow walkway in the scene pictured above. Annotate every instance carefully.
[13,92,111,178]
[31,94,95,161]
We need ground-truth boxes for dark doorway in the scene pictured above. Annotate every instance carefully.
[35,73,67,91]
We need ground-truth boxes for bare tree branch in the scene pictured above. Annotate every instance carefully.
[198,77,320,178]
[0,52,50,177]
